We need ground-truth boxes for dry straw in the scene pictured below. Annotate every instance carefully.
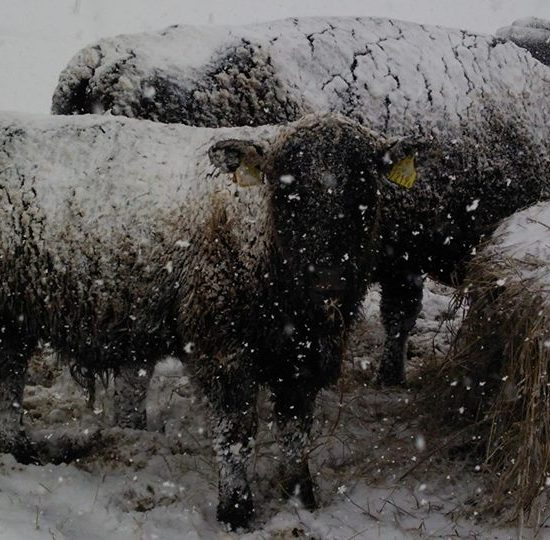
[420,210,550,523]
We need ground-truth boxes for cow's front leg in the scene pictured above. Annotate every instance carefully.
[272,382,317,510]
[212,384,258,530]
[377,272,423,386]
[113,362,155,429]
[0,344,38,463]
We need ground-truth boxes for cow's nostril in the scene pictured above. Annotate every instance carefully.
[309,267,347,293]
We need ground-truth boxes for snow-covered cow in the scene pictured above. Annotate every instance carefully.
[497,17,550,66]
[52,16,550,385]
[0,112,386,528]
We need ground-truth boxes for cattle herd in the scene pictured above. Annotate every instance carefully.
[1,14,550,531]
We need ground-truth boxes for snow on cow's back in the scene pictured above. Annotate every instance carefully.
[0,112,274,247]
[0,113,210,216]
[270,17,549,129]
[272,16,550,136]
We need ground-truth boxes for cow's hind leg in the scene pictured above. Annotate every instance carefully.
[0,342,38,463]
[272,383,317,510]
[377,272,423,386]
[113,362,155,429]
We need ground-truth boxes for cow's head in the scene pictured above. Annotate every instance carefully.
[209,114,411,317]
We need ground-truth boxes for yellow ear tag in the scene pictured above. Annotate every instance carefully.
[233,162,263,187]
[387,155,417,189]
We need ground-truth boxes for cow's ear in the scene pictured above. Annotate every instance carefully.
[378,136,427,190]
[208,139,266,187]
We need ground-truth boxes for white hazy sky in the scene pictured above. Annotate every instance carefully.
[1,0,550,113]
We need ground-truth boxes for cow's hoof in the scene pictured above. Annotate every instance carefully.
[217,489,254,530]
[280,471,317,510]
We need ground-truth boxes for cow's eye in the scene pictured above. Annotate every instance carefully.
[319,172,337,189]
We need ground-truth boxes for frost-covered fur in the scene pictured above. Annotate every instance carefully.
[52,16,550,385]
[0,112,384,528]
[52,16,550,134]
[497,17,550,66]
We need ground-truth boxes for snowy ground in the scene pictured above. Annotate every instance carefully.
[0,282,532,540]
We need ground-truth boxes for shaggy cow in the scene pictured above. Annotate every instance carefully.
[0,112,388,528]
[497,17,550,66]
[52,16,550,386]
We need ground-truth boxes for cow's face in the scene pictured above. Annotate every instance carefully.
[209,115,399,315]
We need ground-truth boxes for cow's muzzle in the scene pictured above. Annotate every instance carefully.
[307,266,347,306]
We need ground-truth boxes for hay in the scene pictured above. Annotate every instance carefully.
[420,202,550,522]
